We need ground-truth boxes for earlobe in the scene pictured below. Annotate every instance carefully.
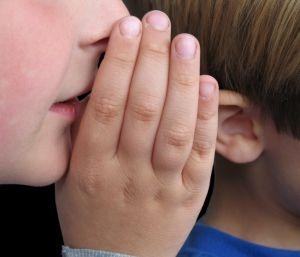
[216,90,265,164]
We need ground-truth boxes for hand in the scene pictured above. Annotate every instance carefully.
[56,10,219,257]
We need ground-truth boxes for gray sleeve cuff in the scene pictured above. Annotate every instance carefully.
[62,246,137,257]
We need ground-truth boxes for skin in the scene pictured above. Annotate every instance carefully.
[56,10,219,257]
[0,0,129,185]
[203,90,300,250]
[4,0,298,254]
[1,1,220,256]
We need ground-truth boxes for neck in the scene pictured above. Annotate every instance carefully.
[202,154,300,250]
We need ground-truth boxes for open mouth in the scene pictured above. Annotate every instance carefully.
[50,50,107,119]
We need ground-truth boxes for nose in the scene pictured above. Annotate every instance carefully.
[79,0,130,46]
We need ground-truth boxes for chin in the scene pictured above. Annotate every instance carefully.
[0,112,74,186]
[28,147,71,187]
[1,161,69,187]
[26,115,74,186]
[26,165,68,187]
[13,135,72,187]
[10,151,70,187]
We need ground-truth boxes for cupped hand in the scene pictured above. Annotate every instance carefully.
[56,10,219,257]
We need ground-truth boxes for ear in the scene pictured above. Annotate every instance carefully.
[216,90,265,164]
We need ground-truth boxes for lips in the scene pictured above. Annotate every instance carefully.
[49,98,79,121]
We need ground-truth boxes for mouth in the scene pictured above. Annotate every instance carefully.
[50,80,94,120]
[50,39,107,120]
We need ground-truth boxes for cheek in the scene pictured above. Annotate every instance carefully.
[0,1,74,147]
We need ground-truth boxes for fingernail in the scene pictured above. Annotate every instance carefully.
[175,35,197,59]
[119,16,141,37]
[199,82,215,100]
[145,11,170,31]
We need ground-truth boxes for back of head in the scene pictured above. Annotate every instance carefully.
[132,1,300,247]
[135,0,300,139]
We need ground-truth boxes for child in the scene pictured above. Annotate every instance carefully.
[1,1,219,257]
[64,0,300,256]
[130,0,300,257]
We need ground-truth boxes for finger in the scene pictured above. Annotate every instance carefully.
[118,11,171,161]
[76,16,142,159]
[182,75,219,193]
[152,34,200,185]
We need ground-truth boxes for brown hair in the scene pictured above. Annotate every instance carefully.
[132,0,300,139]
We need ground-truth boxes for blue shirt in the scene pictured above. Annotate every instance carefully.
[62,223,300,257]
[177,223,300,257]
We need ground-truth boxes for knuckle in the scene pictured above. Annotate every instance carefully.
[130,95,160,122]
[109,53,136,70]
[153,189,164,202]
[197,109,216,121]
[76,171,105,197]
[183,175,203,194]
[122,176,140,204]
[91,95,122,124]
[164,124,193,147]
[193,135,214,156]
[153,189,178,207]
[181,193,199,209]
[142,42,169,61]
[173,73,198,89]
